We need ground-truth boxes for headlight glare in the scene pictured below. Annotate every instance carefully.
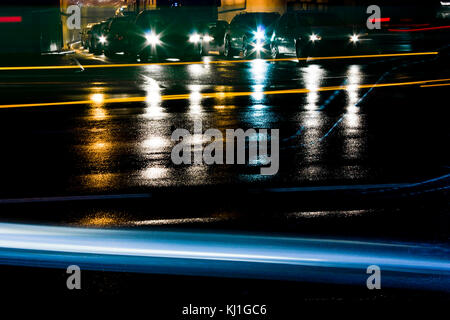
[309,34,321,42]
[189,33,201,43]
[145,32,161,45]
[254,40,264,52]
[350,34,359,43]
[203,35,214,42]
[254,28,265,40]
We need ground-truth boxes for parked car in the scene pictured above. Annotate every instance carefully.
[200,20,229,56]
[270,11,368,59]
[127,10,206,60]
[89,21,110,55]
[80,23,94,49]
[224,12,280,58]
[103,15,136,57]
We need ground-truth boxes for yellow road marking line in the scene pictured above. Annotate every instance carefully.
[420,82,450,88]
[0,52,438,71]
[0,77,448,109]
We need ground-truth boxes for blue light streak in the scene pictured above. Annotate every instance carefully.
[0,223,449,291]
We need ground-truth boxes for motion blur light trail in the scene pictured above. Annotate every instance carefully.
[421,82,450,87]
[1,78,450,109]
[0,51,438,71]
[0,223,449,291]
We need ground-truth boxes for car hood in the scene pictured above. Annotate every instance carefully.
[306,26,354,40]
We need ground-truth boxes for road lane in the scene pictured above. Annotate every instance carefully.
[0,52,447,208]
[1,77,450,109]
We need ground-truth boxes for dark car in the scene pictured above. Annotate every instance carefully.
[127,10,206,60]
[103,15,136,57]
[200,20,229,56]
[224,12,280,58]
[80,24,94,49]
[0,0,63,54]
[89,21,110,55]
[270,11,368,59]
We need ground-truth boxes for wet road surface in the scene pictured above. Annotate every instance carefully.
[0,41,448,236]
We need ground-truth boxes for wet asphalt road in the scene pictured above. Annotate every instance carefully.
[0,40,448,234]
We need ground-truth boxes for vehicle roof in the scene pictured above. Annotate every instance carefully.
[290,10,336,15]
[237,12,280,16]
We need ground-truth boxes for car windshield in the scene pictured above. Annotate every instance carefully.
[139,12,198,31]
[296,12,344,26]
[239,13,279,26]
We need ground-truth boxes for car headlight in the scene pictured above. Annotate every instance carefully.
[254,40,264,52]
[254,27,265,41]
[350,34,359,43]
[309,34,321,42]
[203,35,214,42]
[189,33,201,43]
[99,35,107,44]
[145,32,161,45]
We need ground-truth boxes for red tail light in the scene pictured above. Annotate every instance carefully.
[370,17,391,23]
[0,16,22,23]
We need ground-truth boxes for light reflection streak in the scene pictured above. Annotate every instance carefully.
[80,173,119,190]
[89,107,107,121]
[213,85,233,106]
[189,85,203,116]
[303,65,325,111]
[142,76,166,120]
[249,59,268,83]
[141,167,168,180]
[90,93,105,105]
[188,64,207,77]
[343,65,364,164]
[139,76,171,182]
[141,136,167,151]
[249,60,268,105]
[0,223,448,291]
[300,65,326,165]
[214,105,236,112]
[82,88,116,189]
[251,84,264,102]
[247,104,273,129]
